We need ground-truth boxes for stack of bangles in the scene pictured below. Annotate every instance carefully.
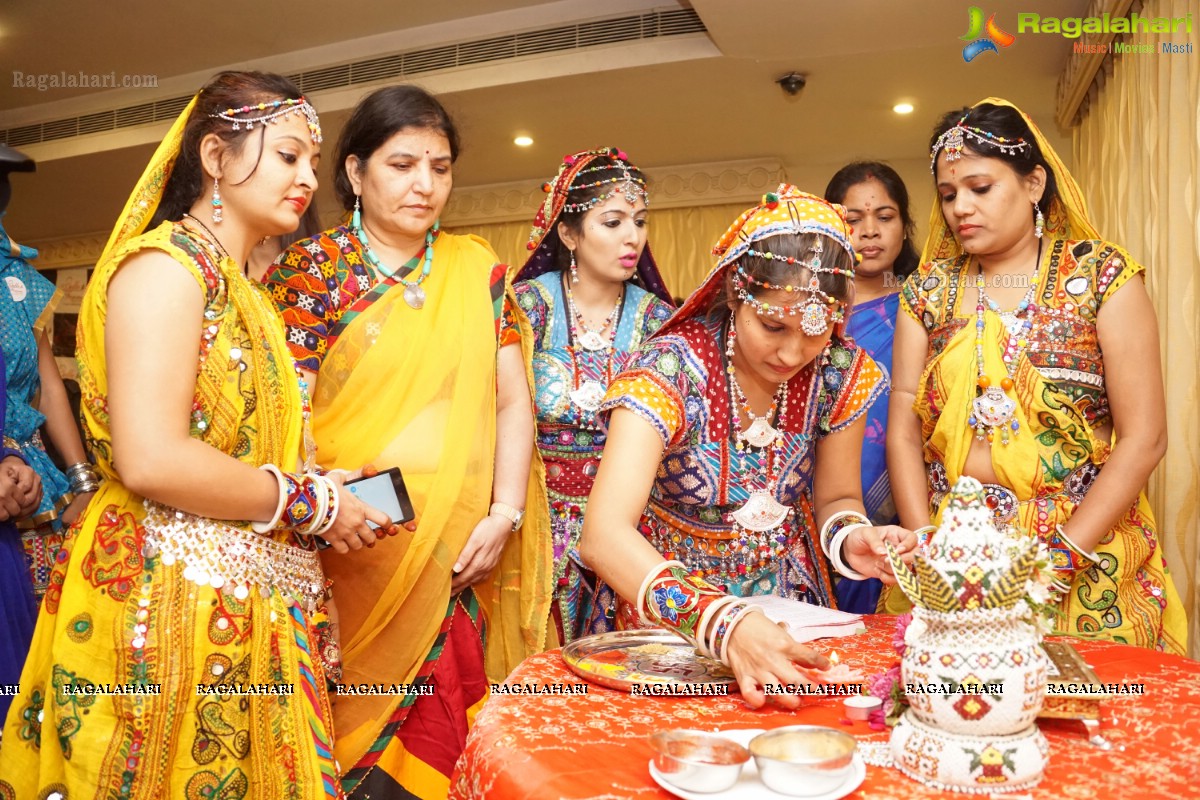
[253,464,339,541]
[1045,523,1100,595]
[64,461,101,495]
[818,510,872,580]
[637,561,760,665]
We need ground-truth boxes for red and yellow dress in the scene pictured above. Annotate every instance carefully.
[264,225,552,800]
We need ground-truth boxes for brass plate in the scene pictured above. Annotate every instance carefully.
[561,629,736,692]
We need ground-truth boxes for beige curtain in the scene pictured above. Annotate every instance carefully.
[1071,0,1200,656]
[446,201,750,299]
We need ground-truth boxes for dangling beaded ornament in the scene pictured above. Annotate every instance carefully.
[354,195,438,310]
[1033,201,1045,239]
[733,238,850,336]
[210,97,323,143]
[930,115,1031,173]
[725,312,791,532]
[968,245,1042,446]
[211,177,223,224]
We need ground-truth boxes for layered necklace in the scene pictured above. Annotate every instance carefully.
[357,216,439,310]
[565,275,624,418]
[725,314,792,540]
[969,241,1042,446]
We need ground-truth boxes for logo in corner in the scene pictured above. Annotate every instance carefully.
[960,7,1016,61]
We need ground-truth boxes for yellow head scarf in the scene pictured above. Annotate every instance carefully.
[99,96,198,265]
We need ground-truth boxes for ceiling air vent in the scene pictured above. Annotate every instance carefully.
[1,8,706,148]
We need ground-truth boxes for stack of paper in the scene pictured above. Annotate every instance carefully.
[750,595,866,643]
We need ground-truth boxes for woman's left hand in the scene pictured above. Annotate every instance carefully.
[61,490,96,526]
[844,525,918,584]
[451,515,513,594]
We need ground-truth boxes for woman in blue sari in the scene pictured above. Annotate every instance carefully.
[824,162,918,612]
[0,221,97,600]
[0,345,40,726]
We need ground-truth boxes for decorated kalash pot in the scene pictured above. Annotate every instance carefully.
[885,477,1049,793]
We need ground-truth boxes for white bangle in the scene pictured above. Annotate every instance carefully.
[636,560,685,620]
[1055,523,1100,564]
[718,604,759,665]
[253,464,287,534]
[299,473,329,538]
[829,523,869,580]
[819,510,870,559]
[313,475,340,538]
[696,595,737,659]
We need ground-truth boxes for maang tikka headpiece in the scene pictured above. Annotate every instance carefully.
[526,147,648,251]
[714,185,858,337]
[929,114,1030,173]
[210,96,323,144]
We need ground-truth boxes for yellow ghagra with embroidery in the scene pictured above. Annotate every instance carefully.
[0,221,341,799]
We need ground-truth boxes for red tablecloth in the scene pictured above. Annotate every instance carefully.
[450,615,1200,799]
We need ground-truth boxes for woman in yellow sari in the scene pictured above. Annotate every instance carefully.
[263,85,551,800]
[0,71,388,798]
[887,98,1186,654]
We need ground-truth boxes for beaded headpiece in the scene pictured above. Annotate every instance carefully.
[526,147,648,250]
[516,146,672,304]
[929,115,1029,173]
[210,97,323,144]
[713,185,857,335]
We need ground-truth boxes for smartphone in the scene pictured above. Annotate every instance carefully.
[345,467,415,528]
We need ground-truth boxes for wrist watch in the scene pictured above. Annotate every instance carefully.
[489,502,525,531]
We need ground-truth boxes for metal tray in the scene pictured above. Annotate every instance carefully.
[561,629,736,692]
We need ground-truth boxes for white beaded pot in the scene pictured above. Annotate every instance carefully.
[890,712,1049,794]
[902,605,1047,737]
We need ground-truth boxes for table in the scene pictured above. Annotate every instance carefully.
[450,616,1200,799]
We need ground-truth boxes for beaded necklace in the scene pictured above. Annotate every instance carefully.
[565,280,623,352]
[724,313,793,553]
[564,274,625,421]
[968,241,1042,446]
[357,215,438,309]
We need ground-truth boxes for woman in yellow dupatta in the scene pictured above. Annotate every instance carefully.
[0,72,388,798]
[887,98,1186,654]
[263,85,551,800]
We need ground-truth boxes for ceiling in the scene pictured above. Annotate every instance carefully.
[0,0,1091,245]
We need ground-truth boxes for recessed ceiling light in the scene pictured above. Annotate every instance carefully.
[514,135,534,147]
[893,103,914,115]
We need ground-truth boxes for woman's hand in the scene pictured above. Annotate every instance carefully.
[844,524,917,583]
[0,455,41,521]
[724,610,831,709]
[61,490,95,526]
[450,514,512,594]
[317,472,393,554]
